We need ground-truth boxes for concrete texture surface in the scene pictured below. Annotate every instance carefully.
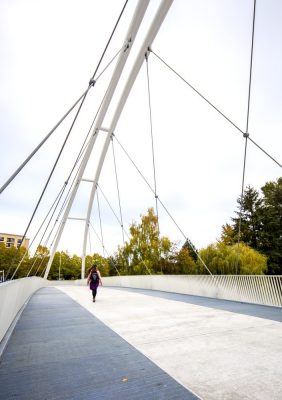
[0,287,198,400]
[58,285,282,400]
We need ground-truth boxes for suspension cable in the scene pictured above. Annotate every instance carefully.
[111,137,125,244]
[40,260,48,277]
[246,0,256,136]
[150,49,281,169]
[1,0,129,196]
[235,0,257,275]
[89,221,120,276]
[235,137,248,274]
[247,137,281,168]
[10,72,113,279]
[90,0,129,80]
[1,47,120,200]
[113,135,214,277]
[0,89,87,195]
[25,186,65,276]
[34,256,46,277]
[10,97,87,280]
[7,0,129,279]
[21,52,122,277]
[10,73,109,279]
[12,42,123,265]
[6,178,67,279]
[150,49,244,134]
[145,51,160,233]
[96,184,152,275]
[97,184,127,237]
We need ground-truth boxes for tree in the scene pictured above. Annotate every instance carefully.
[0,243,30,279]
[228,178,282,274]
[174,247,198,274]
[182,238,198,262]
[232,185,263,249]
[260,178,282,274]
[219,223,235,245]
[198,242,267,275]
[47,251,80,280]
[27,245,49,277]
[89,253,110,277]
[116,208,175,275]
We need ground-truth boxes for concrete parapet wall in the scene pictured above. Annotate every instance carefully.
[0,277,48,342]
[102,275,282,307]
[49,279,87,286]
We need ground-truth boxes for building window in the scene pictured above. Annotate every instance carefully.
[7,238,15,243]
[0,237,4,242]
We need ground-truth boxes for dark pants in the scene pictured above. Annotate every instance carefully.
[92,288,97,299]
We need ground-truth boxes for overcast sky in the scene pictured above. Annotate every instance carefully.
[0,0,281,258]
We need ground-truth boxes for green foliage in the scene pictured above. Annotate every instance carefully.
[173,247,198,274]
[198,242,267,275]
[219,223,235,245]
[225,178,282,274]
[115,207,176,275]
[259,178,282,274]
[0,243,29,279]
[47,252,81,280]
[182,239,198,262]
[86,253,110,277]
[2,177,279,279]
[232,185,263,248]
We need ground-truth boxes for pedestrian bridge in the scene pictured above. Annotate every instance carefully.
[0,276,281,399]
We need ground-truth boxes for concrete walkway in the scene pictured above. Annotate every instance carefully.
[0,286,281,399]
[0,287,198,400]
[58,285,282,400]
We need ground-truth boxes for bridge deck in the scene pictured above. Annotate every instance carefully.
[0,286,281,399]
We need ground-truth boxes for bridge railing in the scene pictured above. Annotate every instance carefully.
[0,277,48,343]
[101,275,282,307]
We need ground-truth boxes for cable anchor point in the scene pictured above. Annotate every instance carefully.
[124,37,132,52]
[243,132,250,138]
[145,47,152,61]
[89,78,96,87]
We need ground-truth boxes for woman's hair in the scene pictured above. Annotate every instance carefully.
[86,264,97,276]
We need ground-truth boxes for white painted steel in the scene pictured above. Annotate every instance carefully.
[81,0,174,280]
[0,277,47,342]
[43,0,150,280]
[101,275,282,307]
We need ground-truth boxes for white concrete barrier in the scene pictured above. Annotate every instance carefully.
[49,279,88,286]
[0,277,48,342]
[101,275,282,307]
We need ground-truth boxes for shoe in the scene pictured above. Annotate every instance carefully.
[93,299,95,302]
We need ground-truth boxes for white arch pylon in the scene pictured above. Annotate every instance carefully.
[44,0,174,279]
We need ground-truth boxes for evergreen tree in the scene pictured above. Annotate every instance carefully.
[182,238,198,262]
[260,178,282,274]
[226,178,281,274]
[174,247,198,274]
[232,185,263,249]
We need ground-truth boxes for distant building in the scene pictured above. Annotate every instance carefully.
[0,233,29,249]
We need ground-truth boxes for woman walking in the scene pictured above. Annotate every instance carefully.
[87,264,102,302]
